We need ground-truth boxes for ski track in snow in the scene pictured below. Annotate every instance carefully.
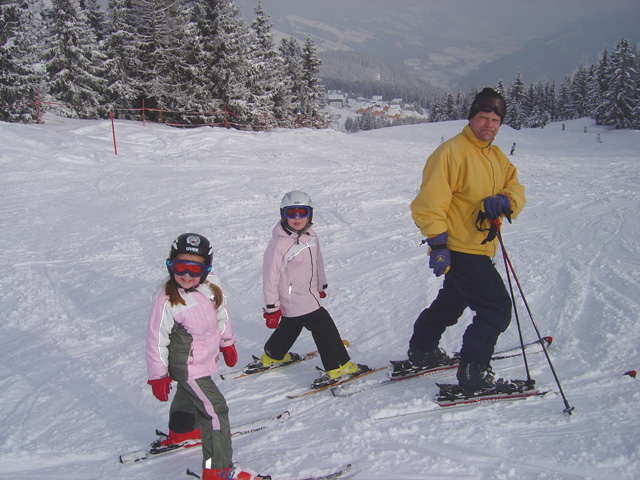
[0,117,639,479]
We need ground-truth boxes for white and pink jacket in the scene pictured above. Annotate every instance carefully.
[146,275,235,382]
[263,222,328,318]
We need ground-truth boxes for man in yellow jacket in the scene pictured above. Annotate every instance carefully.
[407,88,526,393]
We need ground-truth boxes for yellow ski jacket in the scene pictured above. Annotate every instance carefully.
[410,125,526,257]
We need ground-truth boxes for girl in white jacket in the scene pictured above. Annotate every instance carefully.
[257,191,368,388]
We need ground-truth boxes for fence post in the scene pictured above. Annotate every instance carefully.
[110,111,118,155]
[142,99,146,126]
[37,89,41,124]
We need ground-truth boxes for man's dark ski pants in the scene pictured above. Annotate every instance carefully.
[410,251,512,365]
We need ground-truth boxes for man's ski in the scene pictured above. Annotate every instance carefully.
[221,340,349,380]
[186,463,352,480]
[119,411,290,464]
[287,366,386,399]
[434,380,547,408]
[372,380,547,420]
[331,336,552,397]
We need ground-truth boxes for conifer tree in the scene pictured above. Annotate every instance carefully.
[0,0,40,122]
[505,73,526,129]
[42,0,107,119]
[191,0,252,125]
[279,36,303,123]
[557,75,572,121]
[103,0,140,118]
[248,2,289,124]
[80,0,107,42]
[544,81,557,122]
[300,35,324,125]
[598,39,638,129]
[569,66,590,119]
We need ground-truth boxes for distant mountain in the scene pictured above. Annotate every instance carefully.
[319,50,443,105]
[455,9,640,90]
[236,1,639,93]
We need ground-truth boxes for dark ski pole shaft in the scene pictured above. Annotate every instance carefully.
[495,221,533,384]
[497,228,574,415]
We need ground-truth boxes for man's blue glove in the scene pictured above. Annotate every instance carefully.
[482,194,511,219]
[427,232,450,277]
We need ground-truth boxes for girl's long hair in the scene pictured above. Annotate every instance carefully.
[164,279,223,307]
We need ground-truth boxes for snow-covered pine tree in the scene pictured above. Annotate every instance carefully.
[426,94,444,123]
[102,0,141,119]
[80,0,107,42]
[190,0,252,127]
[248,2,287,126]
[543,80,557,123]
[0,0,40,122]
[504,73,526,130]
[598,39,638,129]
[568,66,590,120]
[279,36,303,125]
[443,93,456,121]
[556,75,573,121]
[300,35,325,126]
[526,82,550,128]
[455,91,468,120]
[42,0,107,119]
[130,0,200,124]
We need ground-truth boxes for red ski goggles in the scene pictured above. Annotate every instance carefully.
[167,259,210,277]
[283,206,311,219]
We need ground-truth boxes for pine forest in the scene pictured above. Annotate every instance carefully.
[1,0,638,131]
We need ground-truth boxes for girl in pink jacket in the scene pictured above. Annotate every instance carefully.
[253,191,368,388]
[146,233,266,480]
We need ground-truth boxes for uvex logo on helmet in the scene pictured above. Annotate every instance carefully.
[185,235,201,247]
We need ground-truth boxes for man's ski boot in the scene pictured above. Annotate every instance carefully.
[391,346,454,378]
[311,361,370,389]
[243,352,301,374]
[456,360,496,393]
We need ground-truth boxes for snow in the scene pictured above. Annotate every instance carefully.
[0,116,638,480]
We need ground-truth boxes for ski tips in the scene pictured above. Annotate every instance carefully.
[624,370,636,378]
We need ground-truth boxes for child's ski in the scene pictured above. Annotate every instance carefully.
[186,463,352,480]
[287,366,386,399]
[119,411,290,464]
[221,340,349,380]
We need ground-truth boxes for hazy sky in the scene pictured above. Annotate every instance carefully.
[236,0,639,45]
[236,0,640,88]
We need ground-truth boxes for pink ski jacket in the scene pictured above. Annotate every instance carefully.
[146,275,235,382]
[263,223,327,318]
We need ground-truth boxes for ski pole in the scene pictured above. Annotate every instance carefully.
[497,228,575,415]
[494,220,533,385]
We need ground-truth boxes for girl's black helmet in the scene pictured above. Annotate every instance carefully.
[166,233,213,284]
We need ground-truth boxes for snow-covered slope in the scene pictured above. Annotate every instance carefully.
[0,116,638,479]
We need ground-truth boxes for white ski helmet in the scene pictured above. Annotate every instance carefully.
[280,190,313,224]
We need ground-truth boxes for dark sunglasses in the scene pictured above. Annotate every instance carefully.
[167,259,210,277]
[474,96,506,118]
[283,206,311,219]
